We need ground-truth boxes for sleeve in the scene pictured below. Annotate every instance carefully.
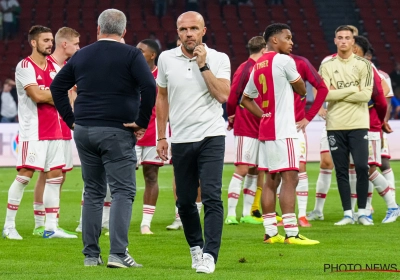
[130,50,157,129]
[342,60,373,103]
[15,62,38,89]
[385,76,394,98]
[215,52,231,81]
[156,52,167,88]
[243,69,258,99]
[320,62,360,101]
[300,58,329,121]
[226,67,241,117]
[50,61,76,128]
[370,71,387,123]
[284,56,301,83]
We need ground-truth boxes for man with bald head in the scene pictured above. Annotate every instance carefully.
[156,11,230,274]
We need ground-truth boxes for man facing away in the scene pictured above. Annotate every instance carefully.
[225,36,266,225]
[50,9,156,268]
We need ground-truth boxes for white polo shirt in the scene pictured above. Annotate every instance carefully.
[156,44,231,143]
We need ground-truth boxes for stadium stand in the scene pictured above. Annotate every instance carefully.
[0,0,398,82]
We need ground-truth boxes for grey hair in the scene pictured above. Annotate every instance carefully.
[97,9,126,36]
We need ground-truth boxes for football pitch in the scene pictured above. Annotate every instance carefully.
[0,162,400,280]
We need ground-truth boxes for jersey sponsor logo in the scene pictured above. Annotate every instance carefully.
[337,80,359,89]
[37,75,43,80]
[38,85,50,90]
[262,112,272,118]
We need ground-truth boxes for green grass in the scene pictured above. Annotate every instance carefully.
[0,163,400,280]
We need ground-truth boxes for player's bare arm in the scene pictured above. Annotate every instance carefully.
[290,77,307,96]
[26,85,54,105]
[156,86,169,161]
[240,94,263,118]
[194,45,230,103]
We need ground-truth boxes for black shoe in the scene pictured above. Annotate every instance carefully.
[252,209,262,218]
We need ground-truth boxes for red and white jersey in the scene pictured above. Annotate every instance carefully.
[244,52,301,141]
[226,58,261,139]
[137,66,158,146]
[47,55,72,140]
[321,53,337,64]
[16,56,63,141]
[378,69,394,98]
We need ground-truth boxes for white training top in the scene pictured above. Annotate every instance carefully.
[156,44,231,143]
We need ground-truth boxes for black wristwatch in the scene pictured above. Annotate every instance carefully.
[199,63,210,72]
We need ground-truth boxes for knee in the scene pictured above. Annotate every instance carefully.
[380,159,390,171]
[143,166,159,186]
[355,164,369,175]
[369,165,377,176]
[320,155,334,169]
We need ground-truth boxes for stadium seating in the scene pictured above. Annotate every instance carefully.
[7,0,399,82]
[355,0,400,73]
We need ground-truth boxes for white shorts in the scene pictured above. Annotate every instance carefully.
[381,132,390,159]
[63,140,73,172]
[135,145,164,167]
[298,130,307,163]
[320,126,330,154]
[16,140,65,172]
[258,138,300,173]
[368,131,381,166]
[234,136,259,166]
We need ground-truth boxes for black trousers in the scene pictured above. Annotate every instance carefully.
[172,136,225,263]
[327,129,369,211]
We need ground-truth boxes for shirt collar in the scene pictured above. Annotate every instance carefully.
[98,38,118,42]
[175,43,209,58]
[337,52,355,62]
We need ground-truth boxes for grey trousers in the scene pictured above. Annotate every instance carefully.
[74,125,137,257]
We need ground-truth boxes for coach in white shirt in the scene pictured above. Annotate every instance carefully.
[156,11,230,274]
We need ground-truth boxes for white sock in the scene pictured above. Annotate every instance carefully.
[349,169,357,212]
[175,206,180,220]
[365,182,373,216]
[141,204,156,228]
[33,202,45,228]
[242,174,257,216]
[296,172,308,218]
[196,202,202,216]
[4,175,30,228]
[262,213,278,237]
[282,213,298,237]
[314,169,332,214]
[44,177,62,231]
[382,168,396,200]
[370,171,397,209]
[344,209,353,218]
[102,185,111,229]
[227,173,243,217]
[78,188,84,226]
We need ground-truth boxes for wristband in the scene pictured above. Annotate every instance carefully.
[157,137,167,141]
